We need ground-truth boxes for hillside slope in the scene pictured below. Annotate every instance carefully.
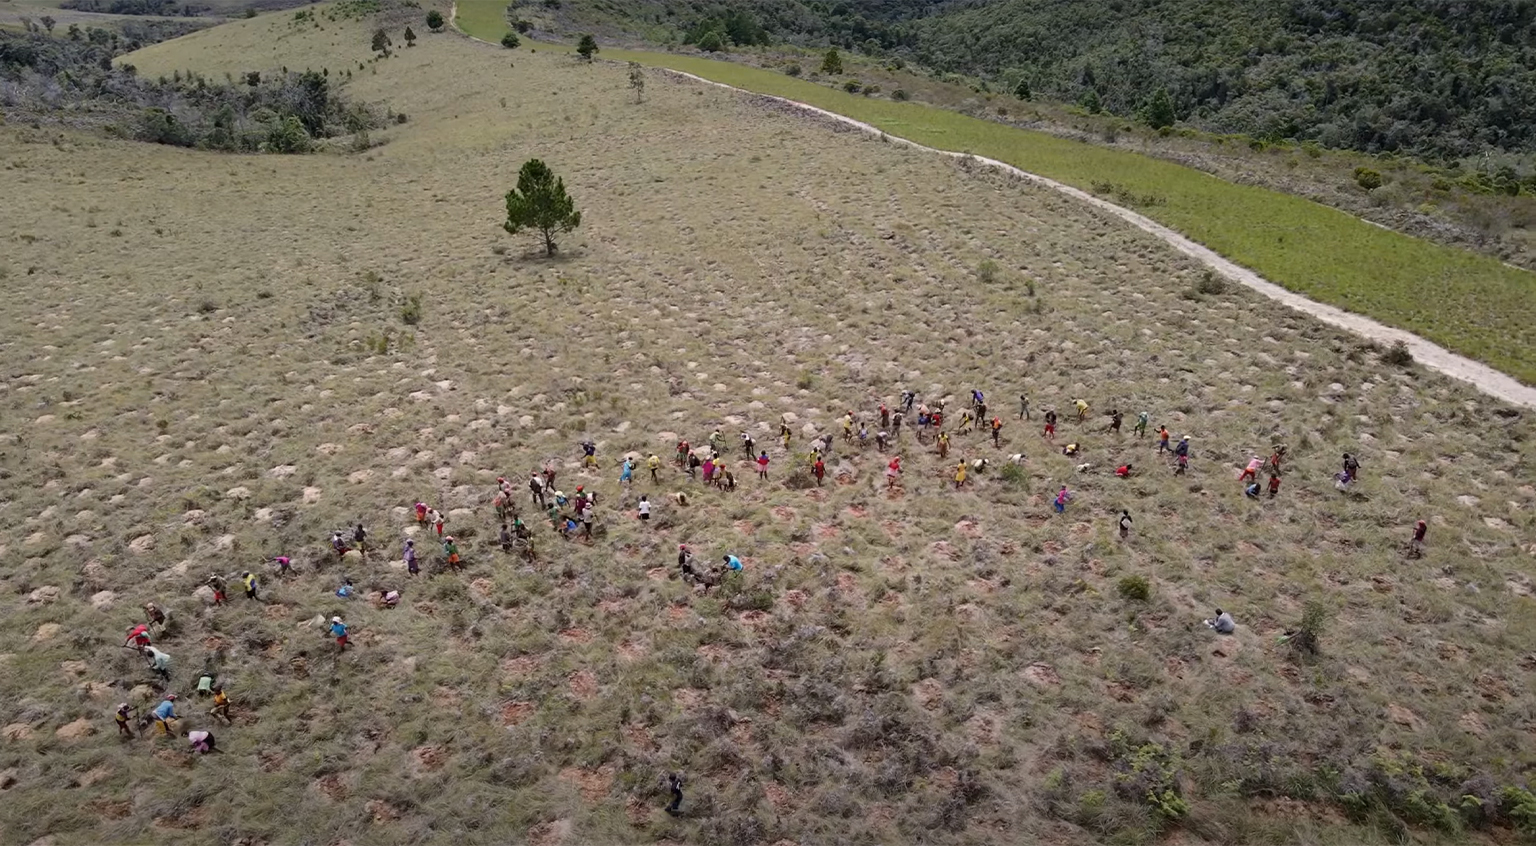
[1,4,1534,844]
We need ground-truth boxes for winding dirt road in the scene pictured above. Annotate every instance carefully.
[451,9,1536,409]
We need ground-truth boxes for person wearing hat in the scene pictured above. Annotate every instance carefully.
[196,670,216,697]
[152,694,178,734]
[443,535,460,569]
[329,616,350,650]
[1174,435,1191,475]
[188,729,218,753]
[115,702,136,737]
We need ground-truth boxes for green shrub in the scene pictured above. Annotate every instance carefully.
[820,48,842,75]
[843,79,862,93]
[1354,167,1384,190]
[1381,340,1413,367]
[1117,575,1150,601]
[500,32,520,49]
[783,62,802,77]
[400,293,423,325]
[977,259,999,283]
[425,9,443,31]
[863,84,880,97]
[892,88,908,101]
[1196,270,1227,295]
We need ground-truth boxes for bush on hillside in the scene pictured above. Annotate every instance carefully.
[696,30,724,53]
[892,88,908,101]
[842,79,862,93]
[1381,340,1413,366]
[820,48,842,75]
[783,62,802,77]
[425,9,443,31]
[501,32,520,49]
[1354,167,1384,190]
[0,30,385,153]
[1117,575,1150,601]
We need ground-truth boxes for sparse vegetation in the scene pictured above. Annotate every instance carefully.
[576,33,598,62]
[819,47,841,75]
[3,11,1533,846]
[1354,166,1384,191]
[1116,574,1150,601]
[425,9,443,31]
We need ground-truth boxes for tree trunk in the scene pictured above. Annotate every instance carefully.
[542,228,557,256]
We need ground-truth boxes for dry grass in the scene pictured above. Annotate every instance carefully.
[1,4,1534,844]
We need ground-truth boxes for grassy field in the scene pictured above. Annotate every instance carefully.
[2,3,1534,844]
[447,2,1536,387]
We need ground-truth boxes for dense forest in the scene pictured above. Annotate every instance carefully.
[555,0,1536,161]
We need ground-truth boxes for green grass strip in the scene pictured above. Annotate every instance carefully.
[456,2,1536,385]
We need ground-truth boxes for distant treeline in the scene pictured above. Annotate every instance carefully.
[561,0,1536,161]
[60,0,211,17]
[0,28,385,153]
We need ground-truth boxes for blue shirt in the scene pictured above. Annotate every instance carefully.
[153,700,176,720]
[336,585,353,598]
[725,555,742,571]
[330,622,347,637]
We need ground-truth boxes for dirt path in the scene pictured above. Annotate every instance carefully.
[450,9,1536,409]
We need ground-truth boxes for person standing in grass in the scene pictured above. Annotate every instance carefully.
[755,450,770,480]
[665,772,685,815]
[620,456,635,488]
[676,439,690,467]
[209,686,232,723]
[1409,519,1427,557]
[709,429,725,456]
[1239,455,1262,484]
[415,501,429,524]
[843,413,855,443]
[638,495,651,524]
[937,430,950,459]
[1018,393,1030,421]
[1043,409,1057,441]
[879,404,890,430]
[953,461,967,489]
[741,431,756,458]
[1267,473,1281,498]
[1134,411,1149,438]
[1106,409,1122,435]
[886,456,902,488]
[702,455,715,486]
[1341,452,1360,482]
[443,536,461,569]
[580,439,598,469]
[240,571,259,601]
[207,574,227,606]
[329,616,350,651]
[529,473,546,507]
[1053,485,1072,514]
[1267,445,1286,474]
[901,390,916,414]
[780,420,792,451]
[1118,509,1132,539]
[352,522,368,556]
[403,538,419,577]
[956,408,976,434]
[990,416,1003,448]
[647,453,662,484]
[813,456,825,486]
[434,510,447,539]
[115,702,136,737]
[1157,425,1170,453]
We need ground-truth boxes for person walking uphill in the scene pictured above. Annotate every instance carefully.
[1043,409,1057,441]
[1054,485,1073,514]
[647,453,661,484]
[665,772,685,815]
[1134,411,1149,438]
[756,451,770,480]
[580,439,598,469]
[404,538,419,577]
[813,456,825,487]
[241,571,259,601]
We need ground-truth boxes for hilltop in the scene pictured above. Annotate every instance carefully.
[0,3,1533,844]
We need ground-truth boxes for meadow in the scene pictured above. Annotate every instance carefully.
[449,1,1536,388]
[1,3,1534,844]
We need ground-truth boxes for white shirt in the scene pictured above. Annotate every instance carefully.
[638,501,651,516]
